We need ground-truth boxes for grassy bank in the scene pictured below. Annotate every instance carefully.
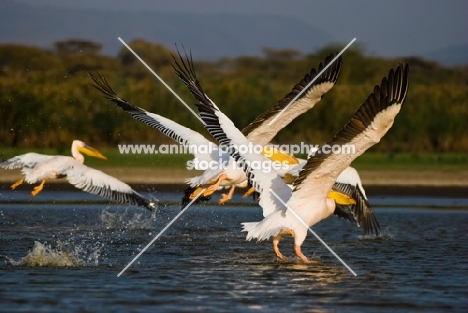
[349,153,468,171]
[1,148,467,171]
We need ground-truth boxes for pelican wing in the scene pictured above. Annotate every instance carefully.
[242,53,342,145]
[289,163,380,235]
[173,52,291,217]
[61,161,156,211]
[333,182,380,235]
[89,72,226,167]
[292,64,409,207]
[0,153,54,170]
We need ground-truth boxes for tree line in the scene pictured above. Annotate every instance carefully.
[0,39,467,153]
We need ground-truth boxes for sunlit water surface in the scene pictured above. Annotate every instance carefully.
[0,190,467,312]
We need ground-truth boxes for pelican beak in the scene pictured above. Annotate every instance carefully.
[78,145,108,160]
[327,190,356,205]
[261,146,299,165]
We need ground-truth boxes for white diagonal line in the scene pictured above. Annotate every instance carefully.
[118,37,205,125]
[118,36,356,276]
[117,188,206,277]
[267,38,357,126]
[269,188,357,276]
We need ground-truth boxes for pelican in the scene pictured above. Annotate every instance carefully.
[90,52,343,205]
[89,72,232,203]
[172,51,381,235]
[0,140,157,211]
[89,73,302,205]
[90,53,372,225]
[174,52,409,261]
[174,52,342,204]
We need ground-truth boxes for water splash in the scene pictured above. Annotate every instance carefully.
[359,227,394,241]
[100,208,157,231]
[11,241,79,267]
[8,239,104,267]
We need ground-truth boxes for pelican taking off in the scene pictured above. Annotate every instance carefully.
[89,72,300,205]
[172,51,342,204]
[0,140,157,211]
[173,53,380,235]
[175,51,409,261]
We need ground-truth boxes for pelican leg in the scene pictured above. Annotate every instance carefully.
[273,234,288,261]
[294,244,311,263]
[242,186,255,198]
[31,179,46,197]
[189,186,215,200]
[272,230,296,261]
[219,186,235,204]
[203,172,228,196]
[10,178,24,190]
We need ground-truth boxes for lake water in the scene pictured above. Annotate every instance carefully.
[1,190,467,312]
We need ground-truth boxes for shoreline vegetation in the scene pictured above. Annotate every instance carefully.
[1,149,467,170]
[1,41,468,153]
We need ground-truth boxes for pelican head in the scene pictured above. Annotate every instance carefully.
[71,140,107,163]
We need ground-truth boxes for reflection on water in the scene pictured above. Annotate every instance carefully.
[0,190,467,312]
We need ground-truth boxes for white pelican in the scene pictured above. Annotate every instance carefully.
[176,55,409,261]
[89,73,301,205]
[171,51,381,235]
[91,54,371,224]
[89,73,232,203]
[0,140,157,211]
[172,51,342,204]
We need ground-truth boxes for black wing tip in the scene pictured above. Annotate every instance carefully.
[170,47,214,113]
[89,72,146,114]
[398,62,410,105]
[353,61,410,129]
[171,47,197,85]
[383,62,409,105]
[321,52,342,83]
[118,191,159,212]
[88,71,116,99]
[302,51,342,86]
[145,198,159,212]
[352,184,381,236]
[181,185,211,207]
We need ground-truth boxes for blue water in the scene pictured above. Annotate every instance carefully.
[0,190,467,312]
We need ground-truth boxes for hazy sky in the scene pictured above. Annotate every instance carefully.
[9,0,468,58]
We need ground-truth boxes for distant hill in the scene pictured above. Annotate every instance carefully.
[0,1,332,59]
[1,1,467,65]
[424,44,468,67]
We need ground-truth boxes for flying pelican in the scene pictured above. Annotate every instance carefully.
[90,53,372,227]
[171,51,380,235]
[176,52,342,204]
[173,52,409,261]
[90,52,343,205]
[0,140,157,211]
[89,73,303,205]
